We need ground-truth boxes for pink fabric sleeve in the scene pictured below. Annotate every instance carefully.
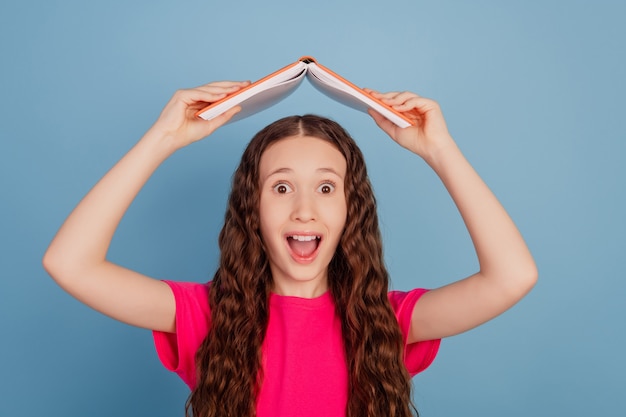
[388,288,441,376]
[152,281,212,389]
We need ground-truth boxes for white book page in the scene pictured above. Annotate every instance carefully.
[305,64,411,128]
[198,62,308,121]
[223,74,307,123]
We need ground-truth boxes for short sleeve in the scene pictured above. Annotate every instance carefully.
[152,281,212,389]
[388,288,441,376]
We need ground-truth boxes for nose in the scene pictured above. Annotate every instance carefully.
[291,191,317,222]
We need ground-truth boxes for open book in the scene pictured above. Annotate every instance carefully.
[196,56,414,128]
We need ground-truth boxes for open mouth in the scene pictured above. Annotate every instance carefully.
[286,234,321,259]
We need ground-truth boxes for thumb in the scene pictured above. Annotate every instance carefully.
[368,109,396,138]
[196,106,242,138]
[211,105,242,128]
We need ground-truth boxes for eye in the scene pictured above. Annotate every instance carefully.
[317,182,336,194]
[273,182,293,194]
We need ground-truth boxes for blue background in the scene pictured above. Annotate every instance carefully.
[1,0,624,416]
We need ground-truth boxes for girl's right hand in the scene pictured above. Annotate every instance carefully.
[43,81,248,333]
[148,81,250,150]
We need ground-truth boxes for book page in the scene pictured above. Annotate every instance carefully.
[306,63,412,128]
[197,62,307,122]
[223,73,307,123]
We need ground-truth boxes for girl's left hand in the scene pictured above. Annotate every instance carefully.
[365,90,455,161]
[366,91,538,343]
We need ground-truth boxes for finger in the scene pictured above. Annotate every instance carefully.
[368,109,396,137]
[379,92,421,108]
[194,106,242,138]
[364,88,395,98]
[180,89,228,106]
[190,81,251,95]
[369,89,421,100]
[376,91,437,114]
[392,96,439,113]
[205,80,251,87]
[213,105,242,125]
[194,82,248,97]
[372,91,401,100]
[174,84,242,106]
[369,91,420,111]
[392,91,421,102]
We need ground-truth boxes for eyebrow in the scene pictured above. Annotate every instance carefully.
[264,167,343,181]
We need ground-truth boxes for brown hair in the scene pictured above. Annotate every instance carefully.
[186,115,416,417]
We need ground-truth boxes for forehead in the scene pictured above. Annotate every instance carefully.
[259,135,346,177]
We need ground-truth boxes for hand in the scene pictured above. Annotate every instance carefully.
[148,81,250,150]
[365,90,455,161]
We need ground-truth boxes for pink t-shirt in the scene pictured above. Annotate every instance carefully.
[153,281,440,417]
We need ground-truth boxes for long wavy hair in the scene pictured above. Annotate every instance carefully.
[186,115,416,417]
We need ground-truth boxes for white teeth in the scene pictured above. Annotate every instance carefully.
[290,235,320,242]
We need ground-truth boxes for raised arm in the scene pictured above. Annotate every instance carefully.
[367,90,538,342]
[43,82,249,332]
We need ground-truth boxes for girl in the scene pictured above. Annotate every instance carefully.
[43,81,537,417]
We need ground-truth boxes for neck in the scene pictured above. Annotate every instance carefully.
[271,279,328,298]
